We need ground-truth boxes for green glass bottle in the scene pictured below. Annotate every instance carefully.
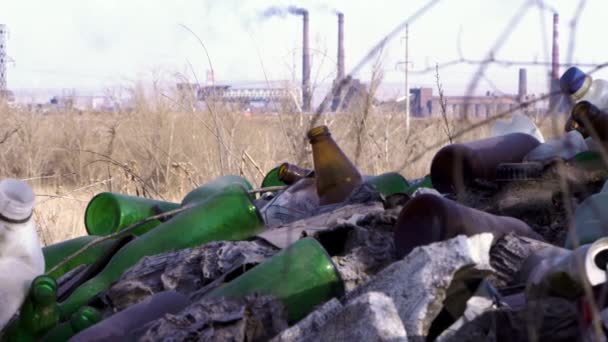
[43,236,118,279]
[59,184,265,318]
[261,166,287,188]
[85,193,180,236]
[406,174,434,195]
[39,306,101,342]
[365,172,410,197]
[206,237,344,323]
[181,175,253,206]
[2,276,60,341]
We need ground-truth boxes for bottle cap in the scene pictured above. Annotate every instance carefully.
[0,179,35,222]
[560,66,589,95]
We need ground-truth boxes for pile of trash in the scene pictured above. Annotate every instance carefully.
[3,66,608,341]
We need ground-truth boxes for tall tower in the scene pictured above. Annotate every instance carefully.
[0,24,7,93]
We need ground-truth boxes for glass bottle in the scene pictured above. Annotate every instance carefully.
[278,163,314,185]
[307,126,363,205]
[567,101,608,143]
[365,172,410,197]
[58,184,264,318]
[43,235,119,279]
[39,306,101,342]
[430,133,541,194]
[85,193,180,236]
[205,237,344,323]
[181,175,253,206]
[394,193,544,258]
[68,291,189,342]
[261,166,286,188]
[2,276,60,341]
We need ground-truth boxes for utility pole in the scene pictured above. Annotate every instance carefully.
[404,24,410,134]
[397,26,411,134]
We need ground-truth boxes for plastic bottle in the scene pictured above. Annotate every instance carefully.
[393,193,543,258]
[430,133,541,194]
[490,113,545,143]
[2,275,60,341]
[521,238,608,298]
[205,237,344,323]
[560,66,608,110]
[58,184,264,318]
[523,130,588,164]
[43,235,119,279]
[565,179,608,249]
[260,177,319,227]
[84,193,179,236]
[308,126,363,205]
[0,179,45,331]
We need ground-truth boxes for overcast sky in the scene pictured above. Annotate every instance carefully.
[2,0,607,98]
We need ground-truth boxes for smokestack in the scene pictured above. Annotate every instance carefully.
[337,12,345,81]
[302,11,311,112]
[518,68,527,99]
[551,13,559,80]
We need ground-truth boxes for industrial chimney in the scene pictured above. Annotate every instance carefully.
[337,12,345,81]
[551,13,559,80]
[518,68,527,100]
[302,11,311,112]
[549,12,560,111]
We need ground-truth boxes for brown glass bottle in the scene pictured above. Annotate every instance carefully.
[430,133,541,194]
[278,163,314,185]
[393,193,544,258]
[567,101,608,142]
[307,126,363,205]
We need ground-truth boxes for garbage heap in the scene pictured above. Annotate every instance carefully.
[5,66,608,341]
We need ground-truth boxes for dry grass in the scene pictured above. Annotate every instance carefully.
[0,96,566,245]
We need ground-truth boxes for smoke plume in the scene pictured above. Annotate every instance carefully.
[260,6,307,19]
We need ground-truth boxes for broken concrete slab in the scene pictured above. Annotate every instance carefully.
[138,294,288,342]
[269,299,343,342]
[345,234,494,341]
[332,226,397,292]
[105,240,278,311]
[257,202,384,249]
[314,291,407,342]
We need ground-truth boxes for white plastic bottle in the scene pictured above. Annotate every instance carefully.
[0,179,45,330]
[560,66,608,110]
[490,113,545,143]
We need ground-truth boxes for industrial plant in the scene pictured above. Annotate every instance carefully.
[0,10,566,117]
